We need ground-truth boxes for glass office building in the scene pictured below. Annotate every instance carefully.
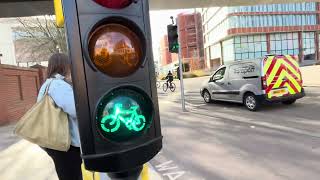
[201,2,320,70]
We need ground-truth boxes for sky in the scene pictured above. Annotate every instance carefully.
[149,9,193,64]
[0,10,195,65]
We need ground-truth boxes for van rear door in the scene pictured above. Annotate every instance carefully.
[263,55,302,99]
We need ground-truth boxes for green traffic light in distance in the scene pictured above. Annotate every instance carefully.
[171,43,179,51]
[101,103,146,133]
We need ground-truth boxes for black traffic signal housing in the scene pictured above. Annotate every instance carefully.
[167,24,179,53]
[61,0,162,173]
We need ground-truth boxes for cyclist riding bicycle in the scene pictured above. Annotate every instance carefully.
[166,71,174,87]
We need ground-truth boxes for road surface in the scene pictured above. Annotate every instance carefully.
[152,77,320,180]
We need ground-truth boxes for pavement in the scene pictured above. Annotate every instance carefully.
[0,125,58,180]
[0,123,20,152]
[0,124,162,180]
[0,125,162,180]
[300,65,320,87]
[0,140,162,180]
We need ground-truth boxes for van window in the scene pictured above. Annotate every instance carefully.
[229,62,259,80]
[212,67,226,81]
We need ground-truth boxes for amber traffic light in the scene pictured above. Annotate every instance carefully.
[88,23,143,77]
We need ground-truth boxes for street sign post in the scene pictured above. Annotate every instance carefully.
[61,0,162,178]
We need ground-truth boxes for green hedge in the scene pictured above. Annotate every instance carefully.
[182,70,211,79]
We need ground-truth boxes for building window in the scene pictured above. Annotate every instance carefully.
[210,43,221,59]
[296,3,302,11]
[207,47,211,60]
[234,35,267,61]
[222,38,235,63]
[270,33,299,56]
[310,2,316,11]
[230,2,316,13]
[288,4,294,11]
[229,14,317,28]
[302,32,315,61]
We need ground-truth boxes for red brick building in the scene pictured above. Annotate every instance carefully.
[177,12,204,71]
[160,35,174,66]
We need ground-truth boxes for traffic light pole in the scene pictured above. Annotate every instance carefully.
[176,18,187,112]
[107,166,143,180]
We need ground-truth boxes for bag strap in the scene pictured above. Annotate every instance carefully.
[44,79,54,96]
[44,76,69,96]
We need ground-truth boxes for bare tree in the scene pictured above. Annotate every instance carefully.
[13,15,67,63]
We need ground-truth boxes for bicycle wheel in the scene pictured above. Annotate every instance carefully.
[169,82,176,92]
[163,83,168,92]
[100,115,120,133]
[156,81,160,88]
[131,115,146,132]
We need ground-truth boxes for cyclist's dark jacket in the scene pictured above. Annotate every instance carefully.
[166,72,174,81]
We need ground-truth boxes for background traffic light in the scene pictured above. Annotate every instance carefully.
[62,0,162,173]
[167,24,179,53]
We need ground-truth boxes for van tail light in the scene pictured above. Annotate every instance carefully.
[299,72,303,86]
[261,76,267,90]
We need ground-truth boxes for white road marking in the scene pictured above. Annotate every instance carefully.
[163,171,186,180]
[155,160,186,180]
[156,161,178,171]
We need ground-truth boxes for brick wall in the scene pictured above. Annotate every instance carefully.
[0,64,46,125]
[189,58,205,71]
[210,59,222,71]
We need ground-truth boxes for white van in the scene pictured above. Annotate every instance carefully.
[200,55,305,111]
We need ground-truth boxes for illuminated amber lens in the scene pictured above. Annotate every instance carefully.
[88,24,143,77]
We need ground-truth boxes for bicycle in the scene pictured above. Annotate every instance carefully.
[163,81,176,92]
[100,104,146,133]
[156,81,161,88]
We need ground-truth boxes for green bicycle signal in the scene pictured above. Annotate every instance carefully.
[95,88,153,142]
[100,103,146,133]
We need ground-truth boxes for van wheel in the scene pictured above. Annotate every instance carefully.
[282,99,296,105]
[244,93,260,111]
[203,90,212,103]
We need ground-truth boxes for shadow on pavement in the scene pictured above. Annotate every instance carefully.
[0,124,20,152]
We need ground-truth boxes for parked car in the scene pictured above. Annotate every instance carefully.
[200,55,305,111]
